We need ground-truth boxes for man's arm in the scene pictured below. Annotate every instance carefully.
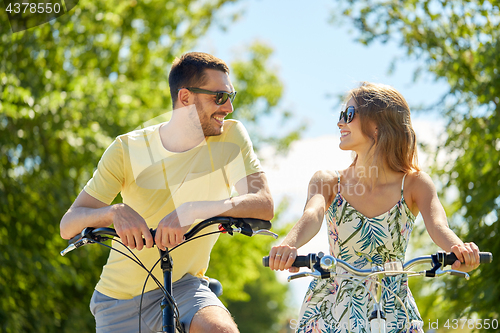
[60,190,154,250]
[220,171,274,220]
[154,171,274,250]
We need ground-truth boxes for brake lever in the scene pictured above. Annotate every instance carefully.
[60,237,94,256]
[424,267,470,280]
[60,243,77,256]
[253,229,278,239]
[287,271,322,282]
[441,268,470,280]
[225,224,278,239]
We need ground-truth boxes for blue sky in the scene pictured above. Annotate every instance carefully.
[196,0,449,139]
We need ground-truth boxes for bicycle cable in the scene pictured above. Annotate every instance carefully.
[91,237,177,333]
[138,229,225,333]
[342,272,412,333]
[83,225,237,333]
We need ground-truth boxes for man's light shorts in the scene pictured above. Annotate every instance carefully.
[90,273,227,333]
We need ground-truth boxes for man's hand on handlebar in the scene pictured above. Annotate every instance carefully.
[61,216,274,256]
[268,244,299,273]
[450,242,481,272]
[112,204,154,251]
[155,204,193,251]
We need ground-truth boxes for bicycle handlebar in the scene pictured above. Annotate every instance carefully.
[183,217,272,240]
[263,251,492,269]
[61,217,275,256]
[262,251,493,279]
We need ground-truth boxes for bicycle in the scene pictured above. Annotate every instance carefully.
[60,216,278,333]
[263,251,493,333]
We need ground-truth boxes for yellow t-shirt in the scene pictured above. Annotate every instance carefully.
[84,119,262,299]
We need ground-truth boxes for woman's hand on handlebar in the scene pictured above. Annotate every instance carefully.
[450,242,480,272]
[268,244,299,273]
[112,204,154,251]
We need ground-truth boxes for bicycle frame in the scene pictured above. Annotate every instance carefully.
[61,216,277,333]
[160,248,175,333]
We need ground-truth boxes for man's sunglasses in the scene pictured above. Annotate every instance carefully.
[182,87,237,105]
[339,106,356,124]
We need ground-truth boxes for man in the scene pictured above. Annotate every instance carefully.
[60,52,274,333]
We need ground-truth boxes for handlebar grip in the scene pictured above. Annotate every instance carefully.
[263,256,269,267]
[262,254,316,268]
[239,218,272,231]
[68,233,82,245]
[68,227,96,245]
[292,255,315,268]
[480,252,493,263]
[147,229,156,245]
[183,217,233,241]
[443,252,493,266]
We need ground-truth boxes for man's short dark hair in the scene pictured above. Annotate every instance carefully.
[169,52,230,106]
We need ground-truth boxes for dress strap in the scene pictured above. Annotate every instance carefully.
[401,174,407,197]
[336,171,341,194]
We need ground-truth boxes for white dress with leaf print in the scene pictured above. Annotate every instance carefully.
[297,174,424,333]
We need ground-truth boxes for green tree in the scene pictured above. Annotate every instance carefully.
[207,199,294,333]
[0,1,299,331]
[332,0,500,328]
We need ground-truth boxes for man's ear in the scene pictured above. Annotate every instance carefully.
[178,88,191,106]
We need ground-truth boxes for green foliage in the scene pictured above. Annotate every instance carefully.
[331,0,500,328]
[225,267,290,333]
[406,222,452,328]
[0,1,302,331]
[207,199,294,333]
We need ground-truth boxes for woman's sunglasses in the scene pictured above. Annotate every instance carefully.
[339,106,356,124]
[183,87,237,105]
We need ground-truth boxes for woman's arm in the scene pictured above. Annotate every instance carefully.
[268,170,336,271]
[411,171,480,272]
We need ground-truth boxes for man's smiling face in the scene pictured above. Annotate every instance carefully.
[191,69,235,137]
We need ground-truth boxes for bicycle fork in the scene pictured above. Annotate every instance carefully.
[368,275,386,333]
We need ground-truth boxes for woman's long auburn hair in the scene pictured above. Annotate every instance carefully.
[347,82,420,173]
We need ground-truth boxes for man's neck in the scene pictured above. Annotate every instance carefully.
[159,105,206,152]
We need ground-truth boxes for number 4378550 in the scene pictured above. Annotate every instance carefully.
[444,318,499,330]
[6,2,62,14]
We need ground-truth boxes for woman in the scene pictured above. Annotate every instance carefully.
[268,82,480,333]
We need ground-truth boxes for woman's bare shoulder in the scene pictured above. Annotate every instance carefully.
[309,169,339,184]
[307,170,341,208]
[405,170,434,188]
[404,170,437,206]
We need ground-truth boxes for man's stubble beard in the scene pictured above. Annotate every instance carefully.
[194,97,222,137]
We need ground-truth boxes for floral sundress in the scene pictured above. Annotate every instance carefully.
[297,173,424,333]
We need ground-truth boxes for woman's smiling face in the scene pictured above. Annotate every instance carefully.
[337,98,375,153]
